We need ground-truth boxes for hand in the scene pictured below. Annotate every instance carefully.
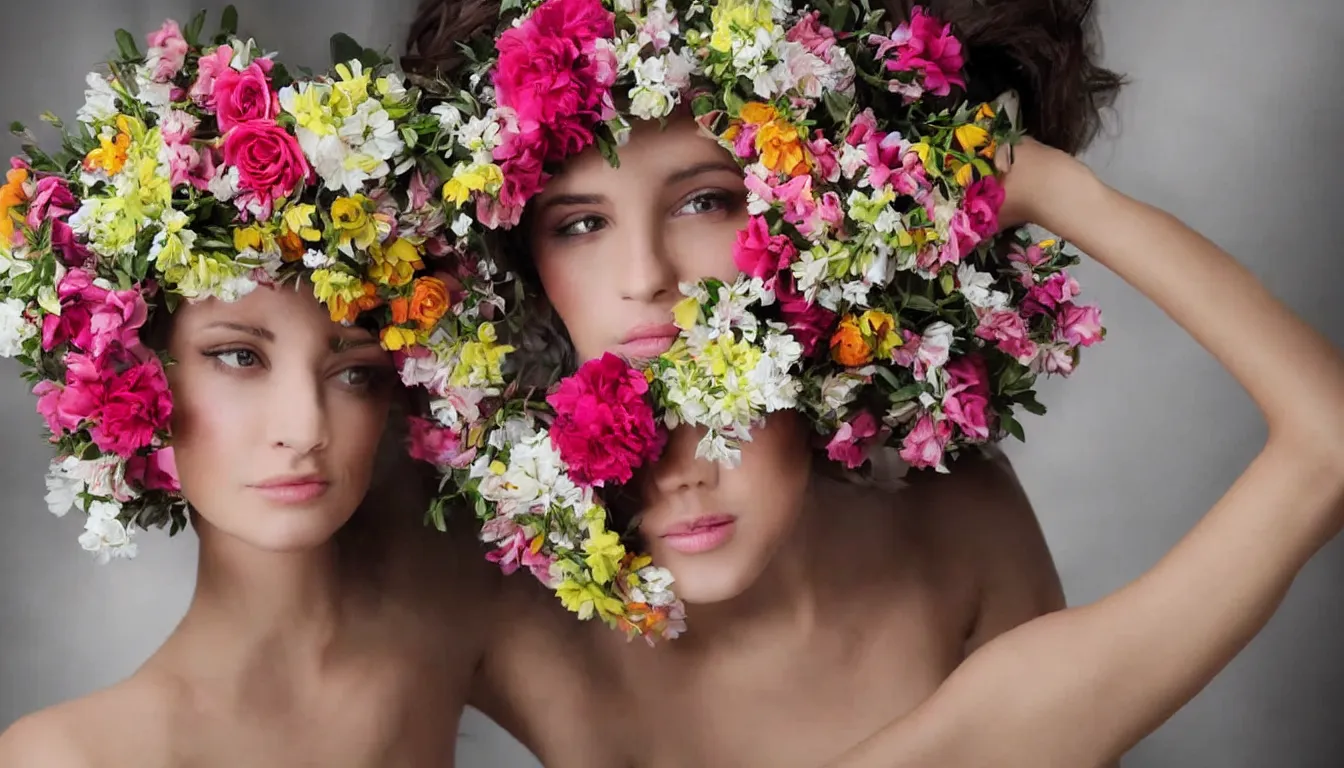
[994,136,1096,231]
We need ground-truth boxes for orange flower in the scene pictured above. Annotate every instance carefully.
[830,316,873,367]
[739,102,778,125]
[408,276,450,330]
[0,167,29,242]
[332,282,381,324]
[756,120,811,178]
[278,231,305,262]
[83,128,131,176]
[389,296,410,325]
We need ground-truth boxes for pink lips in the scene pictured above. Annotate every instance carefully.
[250,475,330,505]
[659,514,736,555]
[614,322,680,360]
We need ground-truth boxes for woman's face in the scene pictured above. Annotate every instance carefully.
[530,115,813,604]
[165,283,396,553]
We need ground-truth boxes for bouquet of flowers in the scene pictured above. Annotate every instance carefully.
[398,0,1106,642]
[0,8,483,561]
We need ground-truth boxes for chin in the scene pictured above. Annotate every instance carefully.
[656,552,760,605]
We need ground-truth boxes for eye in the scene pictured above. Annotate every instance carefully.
[335,365,391,393]
[207,349,261,369]
[555,215,606,237]
[674,190,732,217]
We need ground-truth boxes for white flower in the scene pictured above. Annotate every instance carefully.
[917,322,955,377]
[451,214,473,238]
[818,368,873,415]
[206,165,241,202]
[76,73,119,125]
[301,249,334,269]
[956,263,1009,309]
[134,68,174,118]
[78,500,138,564]
[0,298,34,357]
[431,103,463,131]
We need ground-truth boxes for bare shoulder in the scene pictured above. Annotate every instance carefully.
[0,676,170,768]
[905,447,1067,650]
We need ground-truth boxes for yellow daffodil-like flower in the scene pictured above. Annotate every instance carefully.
[330,62,372,118]
[451,322,516,388]
[0,167,28,243]
[441,163,503,208]
[282,83,337,136]
[955,124,990,154]
[380,325,420,351]
[710,0,775,53]
[556,578,626,622]
[701,335,762,379]
[756,119,811,178]
[282,203,322,241]
[310,269,366,323]
[330,195,378,254]
[582,522,626,586]
[83,117,135,176]
[858,309,902,358]
[369,237,424,287]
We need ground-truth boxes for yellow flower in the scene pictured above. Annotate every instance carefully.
[309,269,366,323]
[702,335,762,379]
[285,84,337,136]
[331,195,378,254]
[955,124,990,153]
[380,326,420,351]
[331,62,372,118]
[488,460,507,475]
[739,101,778,125]
[282,203,322,241]
[672,296,701,330]
[582,523,626,586]
[952,159,976,188]
[369,238,424,287]
[441,163,503,208]
[451,322,515,388]
[556,579,626,622]
[83,121,132,176]
[710,0,774,53]
[975,103,997,121]
[232,226,265,253]
[858,310,902,358]
[756,119,811,178]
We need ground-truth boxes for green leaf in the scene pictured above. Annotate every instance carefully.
[183,9,207,46]
[269,62,292,89]
[359,47,387,70]
[903,294,938,313]
[999,412,1025,442]
[221,5,239,36]
[114,29,141,61]
[873,364,905,391]
[722,88,745,117]
[501,0,524,12]
[329,33,364,67]
[886,382,924,404]
[596,133,621,169]
[1016,392,1047,416]
[828,1,851,33]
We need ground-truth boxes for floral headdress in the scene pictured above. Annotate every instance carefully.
[398,0,1106,643]
[0,8,478,561]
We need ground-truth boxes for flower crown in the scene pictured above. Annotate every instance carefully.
[398,0,1106,643]
[0,9,482,561]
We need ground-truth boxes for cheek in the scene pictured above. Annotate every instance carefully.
[535,249,613,361]
[669,212,749,284]
[169,374,252,493]
[328,394,393,480]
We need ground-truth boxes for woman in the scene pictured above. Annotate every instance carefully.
[405,2,1343,767]
[0,282,496,766]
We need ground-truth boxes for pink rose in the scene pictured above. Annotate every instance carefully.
[190,45,235,106]
[146,20,188,83]
[942,354,992,440]
[406,415,477,469]
[126,447,180,493]
[975,308,1038,362]
[962,176,1004,240]
[222,121,311,219]
[546,352,666,487]
[212,62,279,134]
[826,411,888,469]
[89,358,173,458]
[733,216,797,290]
[777,278,838,357]
[1055,302,1104,347]
[899,413,952,470]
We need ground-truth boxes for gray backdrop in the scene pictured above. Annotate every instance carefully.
[1,1,1341,765]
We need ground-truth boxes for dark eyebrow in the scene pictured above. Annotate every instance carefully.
[332,335,380,353]
[205,321,274,341]
[535,192,607,212]
[665,160,743,186]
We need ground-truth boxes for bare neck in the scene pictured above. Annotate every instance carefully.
[150,517,369,706]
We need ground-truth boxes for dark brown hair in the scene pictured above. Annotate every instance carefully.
[403,0,1124,155]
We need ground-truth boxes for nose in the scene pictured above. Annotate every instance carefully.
[648,425,720,496]
[266,371,330,457]
[617,216,678,304]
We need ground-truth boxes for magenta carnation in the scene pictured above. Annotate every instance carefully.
[883,7,966,97]
[88,357,173,459]
[733,215,797,290]
[546,352,665,487]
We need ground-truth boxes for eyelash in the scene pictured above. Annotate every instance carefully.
[551,190,737,238]
[203,349,388,393]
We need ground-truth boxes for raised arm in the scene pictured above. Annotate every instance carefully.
[826,139,1344,768]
